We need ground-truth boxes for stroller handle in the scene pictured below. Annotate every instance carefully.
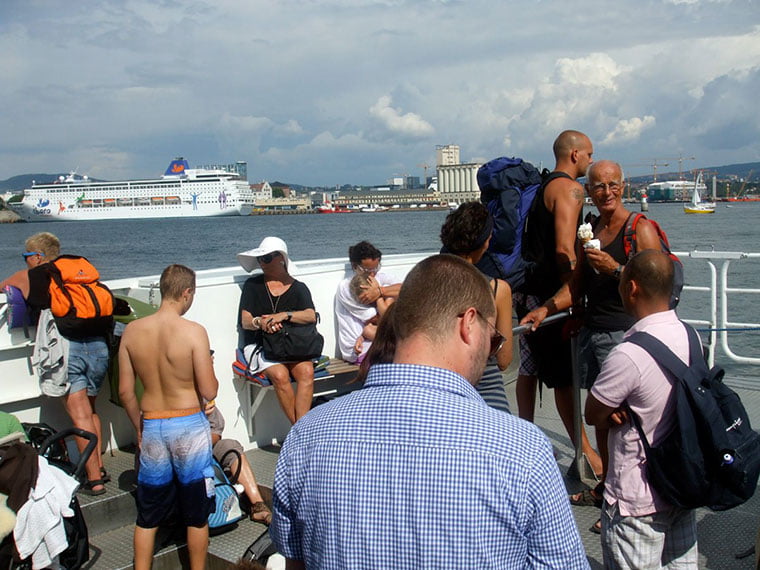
[39,427,98,482]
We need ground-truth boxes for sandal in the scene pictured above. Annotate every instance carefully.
[79,479,106,496]
[569,488,603,508]
[589,518,602,534]
[100,468,112,483]
[250,501,272,525]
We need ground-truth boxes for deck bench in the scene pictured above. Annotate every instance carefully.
[236,358,360,438]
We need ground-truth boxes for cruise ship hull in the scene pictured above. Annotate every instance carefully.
[13,200,251,222]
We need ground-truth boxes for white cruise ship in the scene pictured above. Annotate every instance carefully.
[12,158,254,222]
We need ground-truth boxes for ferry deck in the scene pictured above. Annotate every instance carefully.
[2,250,759,568]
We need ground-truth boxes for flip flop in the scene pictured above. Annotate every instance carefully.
[250,501,272,525]
[100,468,112,483]
[569,488,603,508]
[589,518,602,534]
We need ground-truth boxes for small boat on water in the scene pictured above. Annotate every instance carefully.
[684,172,716,214]
[317,203,353,214]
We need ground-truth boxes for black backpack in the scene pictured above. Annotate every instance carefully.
[476,157,562,291]
[626,323,760,511]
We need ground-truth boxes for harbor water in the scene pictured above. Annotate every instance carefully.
[2,201,760,372]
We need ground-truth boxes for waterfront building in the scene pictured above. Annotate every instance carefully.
[434,144,480,204]
[436,144,460,166]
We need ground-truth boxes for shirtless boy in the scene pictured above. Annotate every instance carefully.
[119,264,219,570]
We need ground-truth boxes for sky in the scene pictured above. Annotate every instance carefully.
[1,0,759,187]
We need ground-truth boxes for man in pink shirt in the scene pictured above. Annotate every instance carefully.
[585,250,698,568]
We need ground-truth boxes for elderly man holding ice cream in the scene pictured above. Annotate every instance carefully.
[521,160,664,526]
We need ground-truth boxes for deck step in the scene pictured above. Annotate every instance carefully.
[88,519,270,569]
[80,446,279,568]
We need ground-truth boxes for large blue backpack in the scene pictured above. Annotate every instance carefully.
[626,323,760,511]
[476,157,556,291]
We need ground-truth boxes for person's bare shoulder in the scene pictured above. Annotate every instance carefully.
[545,176,584,214]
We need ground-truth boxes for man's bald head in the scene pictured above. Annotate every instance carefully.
[553,130,591,160]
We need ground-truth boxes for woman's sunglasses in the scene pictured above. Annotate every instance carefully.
[257,252,282,265]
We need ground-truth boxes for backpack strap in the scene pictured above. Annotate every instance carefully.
[622,212,642,260]
[218,448,243,483]
[526,171,574,224]
[626,323,702,380]
[624,323,703,449]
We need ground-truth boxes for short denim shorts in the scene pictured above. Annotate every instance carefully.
[67,337,110,397]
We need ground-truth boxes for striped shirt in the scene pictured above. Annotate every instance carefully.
[271,363,588,569]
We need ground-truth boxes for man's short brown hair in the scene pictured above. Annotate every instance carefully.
[160,264,196,300]
[393,254,494,344]
[25,232,60,259]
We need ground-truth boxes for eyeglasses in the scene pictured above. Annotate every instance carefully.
[257,252,281,264]
[22,251,43,260]
[356,262,381,274]
[460,309,507,358]
[589,181,622,193]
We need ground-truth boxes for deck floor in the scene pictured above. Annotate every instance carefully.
[92,372,760,568]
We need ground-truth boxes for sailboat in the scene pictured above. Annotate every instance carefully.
[683,171,716,214]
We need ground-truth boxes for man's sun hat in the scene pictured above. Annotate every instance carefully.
[237,236,291,272]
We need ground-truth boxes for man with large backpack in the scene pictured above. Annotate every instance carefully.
[26,237,114,496]
[515,129,602,476]
[585,250,698,567]
[521,160,672,523]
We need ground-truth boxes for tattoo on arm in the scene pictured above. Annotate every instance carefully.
[572,188,584,203]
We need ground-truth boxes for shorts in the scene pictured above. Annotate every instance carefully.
[601,501,698,569]
[67,337,109,397]
[513,292,538,376]
[578,327,625,389]
[243,343,282,374]
[137,410,215,528]
[213,438,244,472]
[514,292,572,388]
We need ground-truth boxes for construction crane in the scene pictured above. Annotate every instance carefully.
[621,160,669,201]
[625,160,670,182]
[658,155,695,180]
[736,170,754,199]
[417,163,430,186]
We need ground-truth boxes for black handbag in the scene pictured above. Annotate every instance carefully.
[262,321,324,362]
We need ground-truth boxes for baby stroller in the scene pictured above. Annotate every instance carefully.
[0,425,97,570]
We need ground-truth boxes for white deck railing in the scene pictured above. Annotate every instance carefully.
[674,250,760,366]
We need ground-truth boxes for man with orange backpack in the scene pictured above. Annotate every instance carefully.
[26,238,114,496]
[521,159,681,531]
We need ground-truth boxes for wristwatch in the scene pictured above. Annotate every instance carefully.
[613,265,624,279]
[286,311,293,322]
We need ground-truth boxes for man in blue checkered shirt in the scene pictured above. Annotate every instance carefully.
[271,254,589,569]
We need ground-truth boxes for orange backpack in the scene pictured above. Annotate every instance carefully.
[48,255,114,337]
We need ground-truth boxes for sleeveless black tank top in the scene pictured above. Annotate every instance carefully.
[582,218,636,331]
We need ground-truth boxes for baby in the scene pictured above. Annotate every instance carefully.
[349,273,393,362]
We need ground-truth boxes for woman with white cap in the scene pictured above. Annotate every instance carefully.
[237,237,319,424]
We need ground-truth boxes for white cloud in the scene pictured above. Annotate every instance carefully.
[1,1,759,184]
[554,53,628,90]
[602,116,657,145]
[369,95,435,139]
